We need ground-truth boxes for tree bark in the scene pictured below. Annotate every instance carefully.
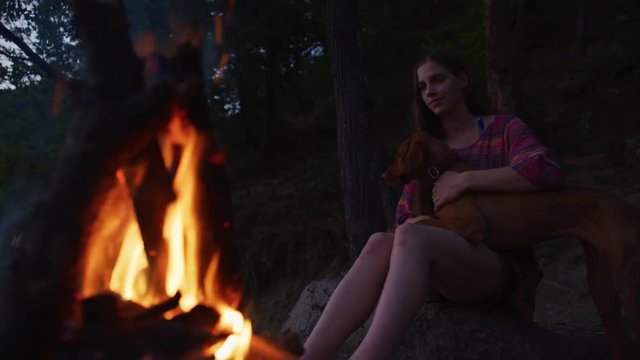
[513,0,536,54]
[325,0,386,259]
[484,0,517,114]
[577,0,595,56]
[262,34,279,153]
[69,0,143,98]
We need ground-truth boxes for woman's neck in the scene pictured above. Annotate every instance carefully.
[440,106,477,140]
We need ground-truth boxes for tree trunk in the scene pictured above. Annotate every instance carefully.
[262,34,279,153]
[325,0,386,259]
[513,0,536,54]
[577,0,595,56]
[484,0,517,114]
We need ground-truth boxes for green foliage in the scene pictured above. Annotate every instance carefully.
[33,0,79,68]
[0,81,68,211]
[123,0,218,46]
[210,0,330,155]
[0,0,80,87]
[515,0,640,163]
[354,0,487,143]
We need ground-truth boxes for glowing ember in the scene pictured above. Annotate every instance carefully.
[80,106,251,357]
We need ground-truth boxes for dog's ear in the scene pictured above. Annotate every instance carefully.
[399,136,426,176]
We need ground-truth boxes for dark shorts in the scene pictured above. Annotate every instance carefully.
[425,254,515,311]
[428,249,540,325]
[476,254,515,310]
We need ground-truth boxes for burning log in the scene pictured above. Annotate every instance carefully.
[72,293,304,360]
[127,140,175,297]
[65,292,302,360]
[60,292,223,360]
[81,291,186,325]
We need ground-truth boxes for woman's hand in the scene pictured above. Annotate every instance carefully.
[404,215,434,224]
[432,171,468,212]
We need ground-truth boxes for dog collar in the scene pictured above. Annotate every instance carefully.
[426,152,459,181]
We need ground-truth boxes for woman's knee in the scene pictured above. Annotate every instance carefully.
[393,223,446,259]
[357,232,393,261]
[394,223,430,249]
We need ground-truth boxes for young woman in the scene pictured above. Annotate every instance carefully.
[301,51,564,360]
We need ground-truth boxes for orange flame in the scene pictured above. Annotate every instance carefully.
[81,106,251,358]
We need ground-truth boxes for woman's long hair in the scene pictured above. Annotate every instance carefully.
[410,51,487,215]
[412,51,487,139]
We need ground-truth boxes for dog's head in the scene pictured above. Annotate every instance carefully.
[382,132,450,186]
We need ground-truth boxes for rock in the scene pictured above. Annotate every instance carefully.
[282,278,610,360]
[281,278,341,341]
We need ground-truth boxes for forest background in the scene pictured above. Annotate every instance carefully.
[1,0,639,335]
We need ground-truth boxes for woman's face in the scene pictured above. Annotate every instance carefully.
[416,61,468,116]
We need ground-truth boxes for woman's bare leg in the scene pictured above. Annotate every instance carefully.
[301,232,394,359]
[351,224,502,360]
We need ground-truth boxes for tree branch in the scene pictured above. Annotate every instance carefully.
[0,21,62,80]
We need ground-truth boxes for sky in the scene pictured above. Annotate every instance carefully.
[0,18,42,90]
[0,38,17,89]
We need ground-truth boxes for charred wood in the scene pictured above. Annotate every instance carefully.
[62,293,221,360]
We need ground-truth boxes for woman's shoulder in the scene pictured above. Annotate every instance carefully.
[483,114,530,133]
[482,113,522,125]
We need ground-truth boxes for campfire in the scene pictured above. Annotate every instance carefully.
[55,101,300,359]
[0,1,301,359]
[70,106,252,359]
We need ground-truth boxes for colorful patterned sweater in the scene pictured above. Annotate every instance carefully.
[395,114,564,324]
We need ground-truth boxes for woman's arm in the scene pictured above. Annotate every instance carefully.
[461,166,537,192]
[395,180,417,225]
[433,168,535,211]
[433,116,564,211]
[432,167,538,211]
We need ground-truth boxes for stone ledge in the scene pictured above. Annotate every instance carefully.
[282,278,611,360]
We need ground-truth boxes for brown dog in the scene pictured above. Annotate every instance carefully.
[383,132,640,360]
